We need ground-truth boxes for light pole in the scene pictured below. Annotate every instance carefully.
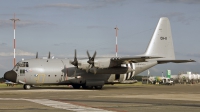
[10,13,20,66]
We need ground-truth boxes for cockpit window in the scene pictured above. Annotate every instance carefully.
[20,62,29,67]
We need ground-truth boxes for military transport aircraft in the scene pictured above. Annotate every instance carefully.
[4,17,195,90]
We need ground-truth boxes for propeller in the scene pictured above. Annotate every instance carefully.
[87,50,96,67]
[86,50,97,74]
[70,49,78,67]
[36,52,38,59]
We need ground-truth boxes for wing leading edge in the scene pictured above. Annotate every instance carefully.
[157,60,196,64]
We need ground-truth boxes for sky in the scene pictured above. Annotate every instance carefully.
[0,0,200,77]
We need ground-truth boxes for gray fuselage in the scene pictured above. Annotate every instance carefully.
[11,58,157,86]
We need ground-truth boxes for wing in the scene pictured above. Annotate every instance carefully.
[110,56,195,67]
[110,56,162,65]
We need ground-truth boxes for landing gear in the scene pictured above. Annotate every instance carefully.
[23,84,31,90]
[72,84,81,89]
[94,85,103,89]
[30,85,35,87]
[82,85,103,89]
[82,85,93,89]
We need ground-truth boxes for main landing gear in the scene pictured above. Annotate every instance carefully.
[23,84,31,90]
[72,84,103,89]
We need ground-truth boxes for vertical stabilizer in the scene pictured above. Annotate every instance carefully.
[144,17,175,60]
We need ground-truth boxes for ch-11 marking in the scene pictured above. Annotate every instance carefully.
[160,37,167,40]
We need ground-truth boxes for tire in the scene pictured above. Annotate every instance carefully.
[72,84,80,89]
[82,85,93,89]
[94,85,103,89]
[82,85,87,89]
[23,84,31,90]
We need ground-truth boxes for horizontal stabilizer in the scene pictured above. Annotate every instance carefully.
[157,60,195,64]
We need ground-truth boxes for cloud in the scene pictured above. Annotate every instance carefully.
[35,3,83,9]
[91,0,126,7]
[53,43,66,46]
[158,12,189,24]
[0,43,7,46]
[87,25,106,29]
[26,1,126,10]
[152,0,200,4]
[154,12,200,25]
[0,19,54,28]
[53,42,79,47]
[0,49,35,57]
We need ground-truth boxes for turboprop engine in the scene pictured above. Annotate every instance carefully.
[70,50,134,74]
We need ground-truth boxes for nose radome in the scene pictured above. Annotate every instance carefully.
[4,70,17,83]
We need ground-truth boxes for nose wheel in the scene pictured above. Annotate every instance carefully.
[23,84,31,90]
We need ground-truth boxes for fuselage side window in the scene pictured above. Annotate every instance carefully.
[20,69,25,76]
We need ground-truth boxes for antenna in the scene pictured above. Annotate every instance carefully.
[114,26,119,57]
[10,13,20,66]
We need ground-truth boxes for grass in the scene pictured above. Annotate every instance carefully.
[0,83,22,88]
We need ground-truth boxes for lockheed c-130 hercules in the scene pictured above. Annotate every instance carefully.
[4,17,195,90]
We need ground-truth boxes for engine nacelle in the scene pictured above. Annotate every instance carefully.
[78,58,111,70]
[77,60,89,70]
[94,58,111,68]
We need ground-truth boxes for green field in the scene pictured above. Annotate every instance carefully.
[0,83,22,88]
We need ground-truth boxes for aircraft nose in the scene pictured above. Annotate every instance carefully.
[4,70,17,83]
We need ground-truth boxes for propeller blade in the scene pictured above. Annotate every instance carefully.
[36,52,38,59]
[74,49,77,62]
[48,52,50,59]
[87,51,97,65]
[87,50,92,59]
[75,49,77,59]
[92,51,96,60]
[70,49,78,67]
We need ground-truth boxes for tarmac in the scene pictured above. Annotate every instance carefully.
[0,84,200,112]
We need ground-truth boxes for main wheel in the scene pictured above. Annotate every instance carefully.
[72,84,80,89]
[94,85,103,89]
[23,84,31,90]
[82,85,93,89]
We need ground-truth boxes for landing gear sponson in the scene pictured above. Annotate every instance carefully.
[72,84,103,89]
[23,84,103,90]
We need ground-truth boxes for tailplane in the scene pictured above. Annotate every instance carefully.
[144,17,175,60]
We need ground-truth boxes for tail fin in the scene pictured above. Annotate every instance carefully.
[144,17,175,60]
